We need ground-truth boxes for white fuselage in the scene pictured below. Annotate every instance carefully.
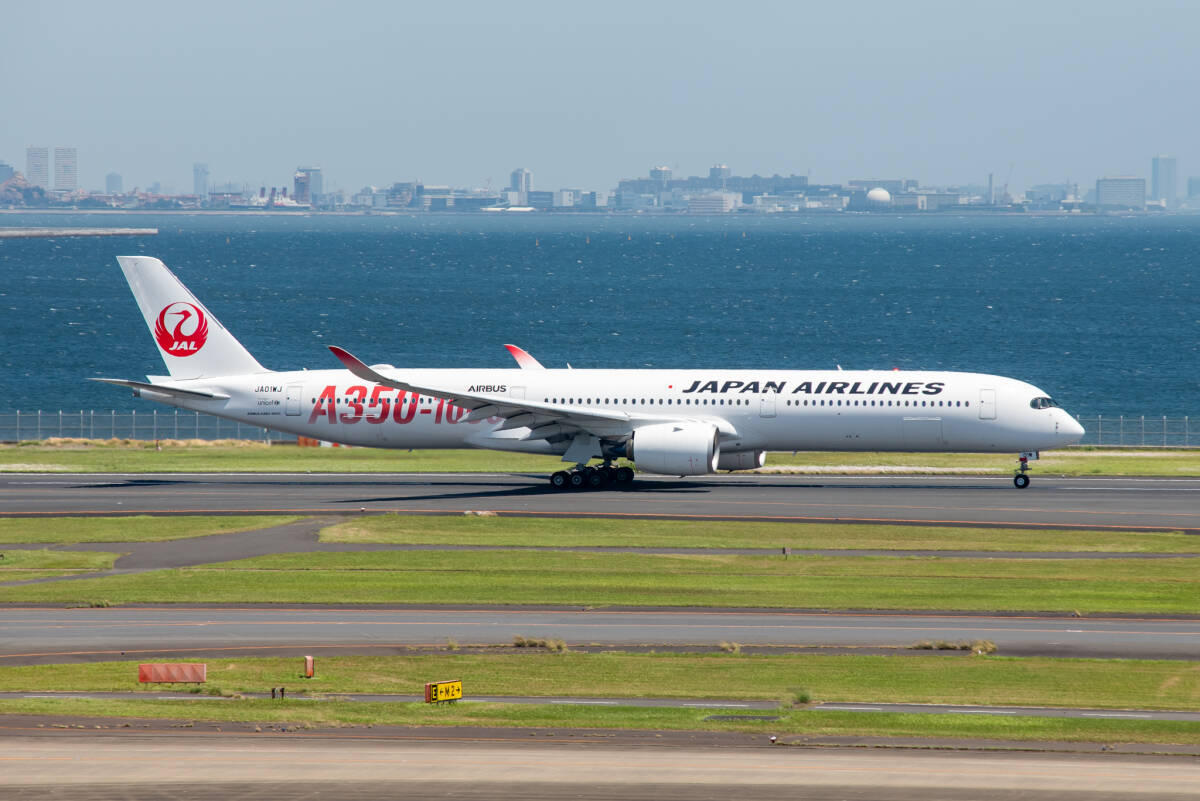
[136,367,1084,457]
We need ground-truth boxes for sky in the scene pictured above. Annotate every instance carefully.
[4,1,1198,195]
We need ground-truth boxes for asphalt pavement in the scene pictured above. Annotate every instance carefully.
[2,606,1196,661]
[4,729,1199,800]
[2,691,1196,722]
[2,473,1198,531]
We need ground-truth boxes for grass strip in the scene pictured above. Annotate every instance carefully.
[321,514,1199,553]
[4,443,1197,477]
[0,515,303,544]
[1,697,1196,745]
[1,653,1197,711]
[0,550,1195,613]
[764,448,1200,477]
[0,442,565,474]
[0,549,118,580]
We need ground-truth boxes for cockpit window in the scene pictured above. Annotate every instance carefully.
[1030,397,1059,410]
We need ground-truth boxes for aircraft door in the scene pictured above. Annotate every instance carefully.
[759,394,776,418]
[979,388,997,420]
[285,384,303,416]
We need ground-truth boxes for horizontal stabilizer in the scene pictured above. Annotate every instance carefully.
[89,378,230,400]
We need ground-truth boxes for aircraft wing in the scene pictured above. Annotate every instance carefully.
[328,346,644,439]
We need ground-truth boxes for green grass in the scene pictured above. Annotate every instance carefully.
[0,550,1195,613]
[4,442,1197,476]
[1,697,1197,745]
[0,441,565,474]
[322,514,1199,553]
[0,549,118,581]
[0,515,303,544]
[2,652,1197,711]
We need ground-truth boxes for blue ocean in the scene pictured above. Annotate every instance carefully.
[1,212,1196,418]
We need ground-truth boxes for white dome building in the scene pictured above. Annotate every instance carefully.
[866,187,892,207]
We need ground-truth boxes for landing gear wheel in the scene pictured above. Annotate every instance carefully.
[615,466,635,484]
[1013,474,1030,489]
[586,470,607,489]
[550,471,571,490]
[568,471,587,489]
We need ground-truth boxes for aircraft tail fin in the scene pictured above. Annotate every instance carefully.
[115,256,268,379]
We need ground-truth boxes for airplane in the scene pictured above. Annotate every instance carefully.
[95,256,1085,490]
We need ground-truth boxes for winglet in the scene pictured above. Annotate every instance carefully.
[504,344,545,369]
[328,345,382,382]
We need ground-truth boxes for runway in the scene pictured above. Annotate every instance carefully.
[3,727,1199,800]
[3,692,1197,722]
[3,606,1197,662]
[2,472,1199,531]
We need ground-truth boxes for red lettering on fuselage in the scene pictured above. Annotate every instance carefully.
[307,385,499,427]
[309,385,337,424]
[366,385,392,423]
[339,385,367,423]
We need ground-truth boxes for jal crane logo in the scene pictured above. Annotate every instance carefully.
[154,302,209,356]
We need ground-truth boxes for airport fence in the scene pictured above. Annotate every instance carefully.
[0,410,296,444]
[0,410,1193,447]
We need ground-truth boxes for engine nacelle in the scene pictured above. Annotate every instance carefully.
[716,449,766,471]
[628,422,719,476]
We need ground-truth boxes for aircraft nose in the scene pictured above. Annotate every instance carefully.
[1061,414,1085,444]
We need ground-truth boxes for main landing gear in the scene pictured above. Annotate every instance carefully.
[550,462,636,490]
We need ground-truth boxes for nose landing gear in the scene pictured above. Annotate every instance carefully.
[1013,451,1038,489]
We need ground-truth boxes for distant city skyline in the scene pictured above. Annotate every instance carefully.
[3,149,1194,212]
[3,2,1198,195]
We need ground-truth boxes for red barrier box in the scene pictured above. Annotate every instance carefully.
[138,663,207,683]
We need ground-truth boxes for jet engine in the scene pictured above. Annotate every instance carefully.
[627,422,719,476]
[716,449,766,471]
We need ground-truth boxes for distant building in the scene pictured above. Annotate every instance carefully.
[1095,177,1146,209]
[1151,156,1177,207]
[293,170,311,204]
[1026,183,1072,205]
[1189,177,1200,200]
[295,167,323,203]
[0,162,14,183]
[615,192,657,211]
[388,182,418,208]
[193,163,209,197]
[577,191,608,209]
[53,147,77,192]
[526,190,553,209]
[25,147,49,189]
[618,170,808,204]
[709,164,731,181]
[552,189,575,208]
[848,179,918,194]
[687,191,741,213]
[509,168,531,204]
[650,166,672,185]
[105,172,123,194]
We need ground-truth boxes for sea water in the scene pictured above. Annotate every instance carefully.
[0,212,1196,417]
